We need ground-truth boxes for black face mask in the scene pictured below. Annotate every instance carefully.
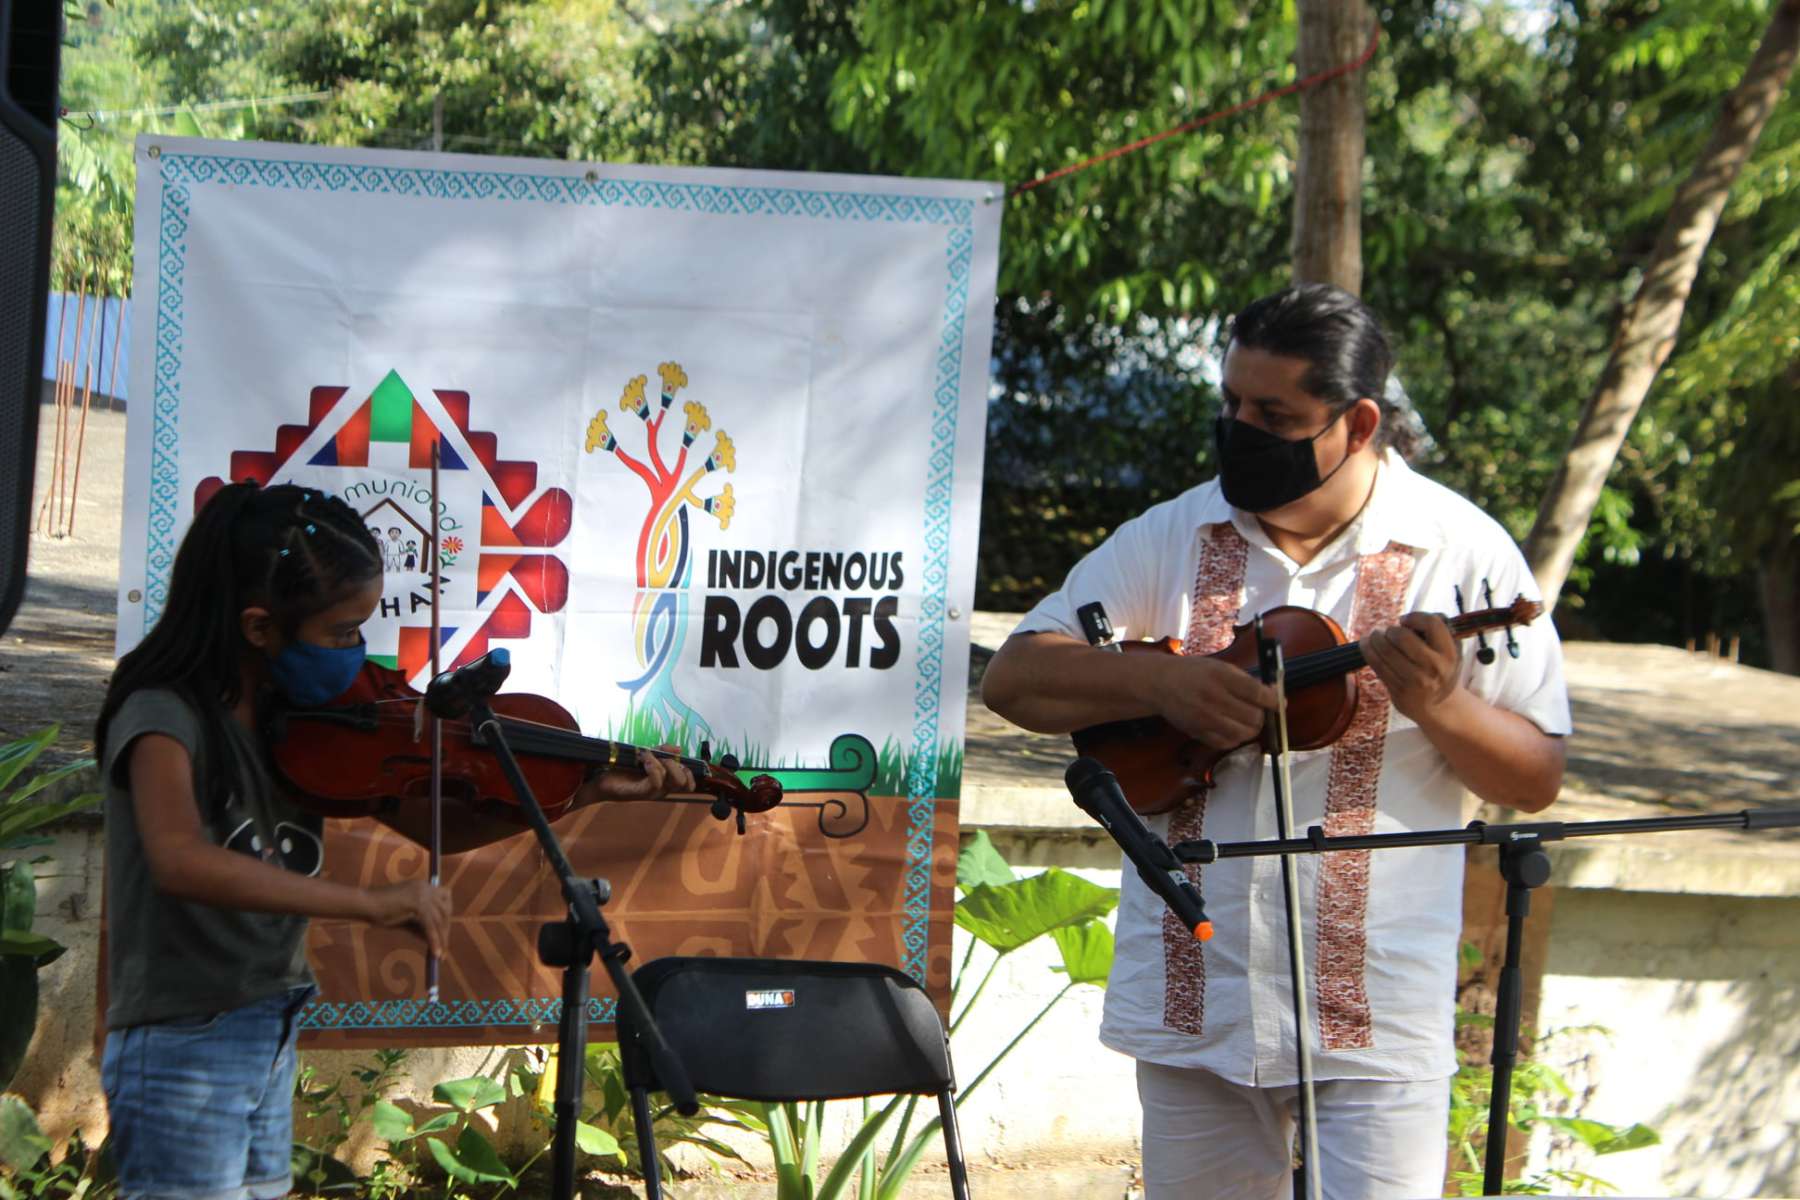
[1212,412,1348,514]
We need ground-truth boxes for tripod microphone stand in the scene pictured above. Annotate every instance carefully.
[1169,805,1800,1197]
[424,650,699,1200]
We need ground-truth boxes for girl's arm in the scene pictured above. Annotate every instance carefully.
[129,734,452,954]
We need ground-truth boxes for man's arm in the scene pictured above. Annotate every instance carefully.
[1363,613,1566,813]
[981,630,1276,751]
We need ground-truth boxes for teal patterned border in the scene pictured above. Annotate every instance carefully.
[146,148,976,1014]
[300,994,617,1032]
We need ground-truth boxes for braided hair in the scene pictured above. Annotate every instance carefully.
[97,483,383,811]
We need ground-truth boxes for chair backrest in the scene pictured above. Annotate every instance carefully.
[621,956,954,1103]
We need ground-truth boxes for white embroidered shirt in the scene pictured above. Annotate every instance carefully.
[1010,453,1571,1085]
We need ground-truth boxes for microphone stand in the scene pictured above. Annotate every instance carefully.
[1170,806,1800,1197]
[461,694,700,1200]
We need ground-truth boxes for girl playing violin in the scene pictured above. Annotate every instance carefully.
[94,481,692,1200]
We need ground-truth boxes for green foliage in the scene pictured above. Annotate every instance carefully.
[368,1071,519,1190]
[575,1043,746,1181]
[53,0,1800,654]
[717,830,1117,1200]
[293,1047,412,1196]
[1450,941,1662,1196]
[0,729,99,1091]
[0,1094,115,1200]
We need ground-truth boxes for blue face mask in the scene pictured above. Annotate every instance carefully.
[269,637,366,707]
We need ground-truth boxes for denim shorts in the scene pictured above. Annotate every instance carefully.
[100,985,315,1200]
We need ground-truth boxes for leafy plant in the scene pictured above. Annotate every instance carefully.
[370,1074,523,1191]
[292,1047,410,1196]
[1449,943,1660,1197]
[573,1043,745,1183]
[0,728,100,1090]
[713,830,1117,1200]
[0,1093,114,1200]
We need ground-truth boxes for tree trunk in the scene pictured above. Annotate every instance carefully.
[1760,536,1800,675]
[1292,0,1373,295]
[1524,0,1800,611]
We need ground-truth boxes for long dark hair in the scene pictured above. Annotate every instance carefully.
[97,483,382,809]
[1226,283,1428,459]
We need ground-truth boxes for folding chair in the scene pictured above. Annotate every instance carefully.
[619,956,972,1199]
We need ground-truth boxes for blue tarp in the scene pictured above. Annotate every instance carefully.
[42,292,131,402]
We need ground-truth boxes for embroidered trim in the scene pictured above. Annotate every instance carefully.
[1315,540,1415,1050]
[1163,524,1248,1035]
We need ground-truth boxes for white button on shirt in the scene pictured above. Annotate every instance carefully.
[1011,453,1571,1086]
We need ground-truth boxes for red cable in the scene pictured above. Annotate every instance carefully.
[1007,23,1383,199]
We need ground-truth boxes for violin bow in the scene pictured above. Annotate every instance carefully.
[426,439,444,1003]
[1255,619,1322,1200]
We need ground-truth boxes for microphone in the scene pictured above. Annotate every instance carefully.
[1065,756,1213,941]
[425,648,513,719]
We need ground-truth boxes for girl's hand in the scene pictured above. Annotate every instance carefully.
[581,745,699,804]
[365,880,453,957]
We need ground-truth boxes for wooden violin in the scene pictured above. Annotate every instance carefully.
[1072,596,1543,815]
[268,660,783,836]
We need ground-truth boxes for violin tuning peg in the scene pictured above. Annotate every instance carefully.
[1477,646,1497,665]
[699,740,712,762]
[710,796,733,822]
[720,752,741,773]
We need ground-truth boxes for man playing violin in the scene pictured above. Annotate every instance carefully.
[981,283,1571,1200]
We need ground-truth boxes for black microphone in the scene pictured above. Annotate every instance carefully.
[425,648,513,719]
[1065,756,1213,942]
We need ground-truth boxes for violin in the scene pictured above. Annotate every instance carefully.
[1072,596,1543,815]
[268,660,783,838]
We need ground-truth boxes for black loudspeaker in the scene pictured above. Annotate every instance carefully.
[0,0,62,636]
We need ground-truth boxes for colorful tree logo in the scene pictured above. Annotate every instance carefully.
[586,361,735,734]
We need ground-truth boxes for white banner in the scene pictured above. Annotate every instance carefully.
[120,137,1000,1032]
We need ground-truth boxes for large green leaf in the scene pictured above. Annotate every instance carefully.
[0,729,54,795]
[956,830,1014,889]
[426,1128,517,1187]
[0,959,37,1088]
[0,863,32,935]
[1539,1115,1661,1155]
[574,1120,622,1161]
[432,1074,507,1113]
[0,788,100,852]
[3,760,93,807]
[1049,918,1114,986]
[0,930,63,966]
[0,1093,51,1172]
[369,1098,455,1144]
[954,869,1118,953]
[815,1099,899,1200]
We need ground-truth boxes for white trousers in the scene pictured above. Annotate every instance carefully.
[1136,1061,1451,1200]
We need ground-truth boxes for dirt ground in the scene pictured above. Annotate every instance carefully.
[7,404,1800,834]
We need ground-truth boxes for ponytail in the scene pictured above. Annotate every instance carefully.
[97,483,382,808]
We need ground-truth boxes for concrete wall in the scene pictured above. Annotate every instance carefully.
[1530,889,1800,1199]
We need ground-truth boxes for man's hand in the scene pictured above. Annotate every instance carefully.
[1150,652,1279,750]
[365,879,453,957]
[580,744,698,805]
[1362,612,1461,722]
